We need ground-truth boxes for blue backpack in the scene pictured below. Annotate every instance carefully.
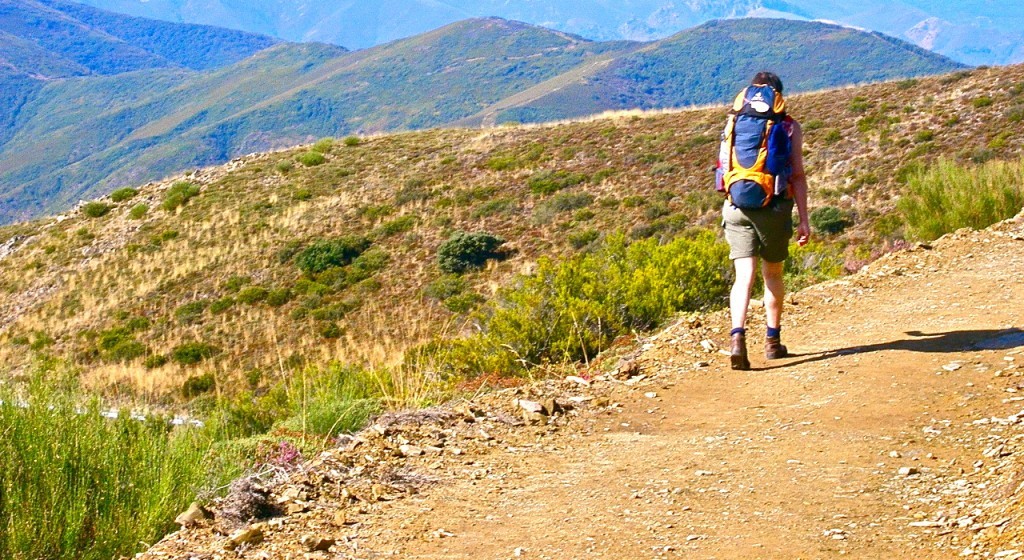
[715,84,792,209]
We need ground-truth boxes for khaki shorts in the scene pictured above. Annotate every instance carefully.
[722,198,794,263]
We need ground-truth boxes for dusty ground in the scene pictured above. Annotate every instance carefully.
[140,211,1024,560]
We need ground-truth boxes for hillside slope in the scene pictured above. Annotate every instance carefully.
[139,204,1024,558]
[0,0,279,75]
[463,18,965,125]
[69,0,1024,65]
[0,64,1022,405]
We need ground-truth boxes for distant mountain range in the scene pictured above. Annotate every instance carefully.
[0,1,964,224]
[69,0,1024,66]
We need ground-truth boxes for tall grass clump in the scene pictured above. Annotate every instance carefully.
[0,361,233,560]
[899,158,1024,240]
[422,230,730,376]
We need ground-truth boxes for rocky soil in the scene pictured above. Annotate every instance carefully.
[139,209,1024,560]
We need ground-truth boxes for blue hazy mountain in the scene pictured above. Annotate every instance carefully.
[69,0,1024,65]
[0,10,963,224]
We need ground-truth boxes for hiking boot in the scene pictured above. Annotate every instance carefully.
[765,336,789,360]
[730,333,750,371]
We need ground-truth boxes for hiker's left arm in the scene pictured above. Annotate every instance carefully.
[790,121,810,246]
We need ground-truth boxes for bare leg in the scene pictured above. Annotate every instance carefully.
[731,257,757,330]
[762,260,785,329]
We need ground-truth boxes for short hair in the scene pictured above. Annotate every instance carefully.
[752,72,783,94]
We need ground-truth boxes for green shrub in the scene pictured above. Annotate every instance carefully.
[443,292,485,314]
[295,236,372,275]
[423,231,730,376]
[823,129,842,144]
[311,137,335,154]
[471,199,516,219]
[161,181,200,212]
[276,160,294,174]
[128,204,148,220]
[171,342,220,366]
[222,275,252,292]
[437,231,506,274]
[181,373,215,398]
[236,286,269,304]
[343,136,361,147]
[110,188,138,202]
[266,288,293,307]
[82,202,111,218]
[784,241,844,292]
[568,228,600,249]
[810,206,850,235]
[914,130,935,143]
[848,97,871,114]
[95,327,147,363]
[424,274,467,301]
[972,96,994,108]
[297,151,326,167]
[320,323,344,339]
[143,354,167,369]
[209,297,235,314]
[357,204,395,221]
[899,158,1024,240]
[803,119,824,130]
[896,78,918,90]
[527,169,588,195]
[376,215,417,237]
[174,300,208,324]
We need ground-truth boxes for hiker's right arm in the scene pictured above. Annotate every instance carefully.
[790,121,810,246]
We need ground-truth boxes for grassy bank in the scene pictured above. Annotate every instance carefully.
[899,157,1024,240]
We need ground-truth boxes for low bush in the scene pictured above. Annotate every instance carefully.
[295,236,372,275]
[311,137,334,154]
[110,188,138,202]
[297,151,326,167]
[161,181,200,212]
[343,136,361,147]
[236,286,269,304]
[422,231,730,376]
[527,169,588,195]
[898,158,1024,240]
[209,297,235,314]
[174,300,208,324]
[810,206,850,235]
[171,342,220,366]
[376,215,417,237]
[222,275,252,292]
[266,288,293,307]
[424,275,467,301]
[437,231,505,274]
[128,204,148,220]
[182,373,216,398]
[82,202,111,218]
[94,327,147,363]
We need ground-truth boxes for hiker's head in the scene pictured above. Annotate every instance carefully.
[752,72,783,94]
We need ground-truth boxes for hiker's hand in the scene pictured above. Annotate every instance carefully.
[797,221,811,247]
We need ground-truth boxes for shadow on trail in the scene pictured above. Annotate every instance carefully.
[758,328,1024,371]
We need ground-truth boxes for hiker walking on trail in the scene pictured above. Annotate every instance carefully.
[715,71,810,370]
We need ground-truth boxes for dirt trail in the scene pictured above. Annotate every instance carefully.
[142,213,1024,559]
